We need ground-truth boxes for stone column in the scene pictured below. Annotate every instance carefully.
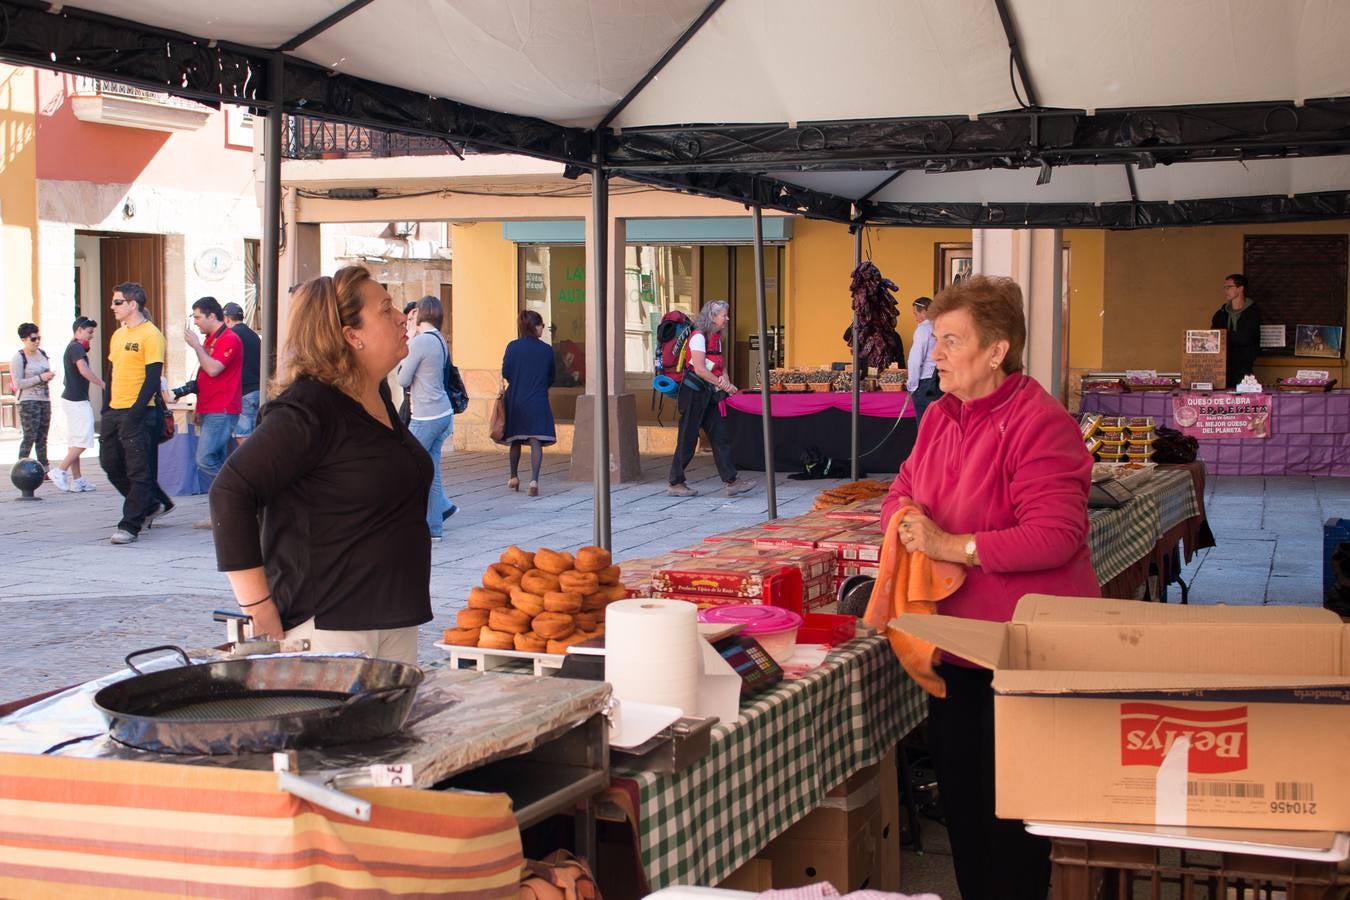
[570,214,641,482]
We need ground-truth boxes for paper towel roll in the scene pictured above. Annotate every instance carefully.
[605,598,701,715]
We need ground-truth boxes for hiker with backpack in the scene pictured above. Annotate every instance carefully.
[663,300,753,497]
[397,295,461,540]
[10,322,55,474]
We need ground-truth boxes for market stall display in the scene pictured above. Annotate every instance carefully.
[724,390,916,473]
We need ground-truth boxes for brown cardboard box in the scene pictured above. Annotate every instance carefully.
[759,800,880,892]
[894,595,1350,830]
[873,747,902,891]
[716,857,773,892]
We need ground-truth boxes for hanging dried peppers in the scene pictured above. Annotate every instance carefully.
[847,261,902,370]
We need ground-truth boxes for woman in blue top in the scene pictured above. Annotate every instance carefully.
[501,309,556,496]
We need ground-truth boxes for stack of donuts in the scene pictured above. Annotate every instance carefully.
[442,545,626,655]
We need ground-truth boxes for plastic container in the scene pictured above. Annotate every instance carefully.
[698,605,803,664]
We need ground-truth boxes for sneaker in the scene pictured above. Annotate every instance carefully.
[193,518,213,530]
[430,535,443,544]
[724,479,754,496]
[110,529,138,545]
[73,478,96,492]
[666,482,698,497]
[441,503,458,521]
[145,502,175,529]
[49,468,72,492]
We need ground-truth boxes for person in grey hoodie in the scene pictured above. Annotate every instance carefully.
[397,295,457,540]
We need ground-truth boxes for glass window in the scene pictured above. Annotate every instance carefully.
[520,245,588,387]
[624,246,696,374]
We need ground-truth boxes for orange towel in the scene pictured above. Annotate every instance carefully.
[862,504,966,698]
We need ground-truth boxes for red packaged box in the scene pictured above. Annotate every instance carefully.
[797,613,858,646]
[701,544,835,582]
[652,591,759,611]
[702,526,774,544]
[818,529,886,563]
[803,574,835,611]
[753,526,848,550]
[619,553,693,593]
[836,560,881,582]
[822,498,885,521]
[653,557,804,606]
[759,513,841,530]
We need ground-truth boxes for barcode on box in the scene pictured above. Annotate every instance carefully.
[1187,781,1264,798]
[1275,782,1315,801]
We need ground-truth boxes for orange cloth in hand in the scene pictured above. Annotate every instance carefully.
[862,504,966,698]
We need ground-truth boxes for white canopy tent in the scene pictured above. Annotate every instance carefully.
[5,0,1349,543]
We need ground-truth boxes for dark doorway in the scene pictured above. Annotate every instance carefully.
[98,233,165,370]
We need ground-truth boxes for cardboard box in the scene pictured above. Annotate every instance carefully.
[803,574,834,611]
[716,857,773,892]
[895,595,1350,830]
[873,747,902,891]
[759,794,881,891]
[754,526,849,550]
[652,559,804,613]
[819,529,886,563]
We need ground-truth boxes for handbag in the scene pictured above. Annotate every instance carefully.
[489,390,507,443]
[159,409,176,444]
[439,336,469,415]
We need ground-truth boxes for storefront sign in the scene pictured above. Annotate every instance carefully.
[1172,392,1272,439]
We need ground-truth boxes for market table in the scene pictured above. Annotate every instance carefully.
[602,634,925,892]
[1088,464,1214,601]
[725,391,916,474]
[1081,390,1350,476]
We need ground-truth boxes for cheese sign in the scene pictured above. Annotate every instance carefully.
[1120,703,1248,774]
[1171,391,1272,439]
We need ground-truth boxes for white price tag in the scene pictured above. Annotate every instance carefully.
[368,764,414,787]
[1296,370,1330,380]
[1125,369,1157,380]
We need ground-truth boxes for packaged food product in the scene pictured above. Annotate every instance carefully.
[1097,417,1127,433]
[803,574,835,611]
[1079,413,1102,440]
[817,529,887,563]
[753,525,849,549]
[652,558,805,612]
[700,544,836,581]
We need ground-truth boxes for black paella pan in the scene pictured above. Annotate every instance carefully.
[93,646,423,755]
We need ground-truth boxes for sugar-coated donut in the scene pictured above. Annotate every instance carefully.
[543,591,583,613]
[574,612,597,631]
[547,632,589,655]
[581,593,608,612]
[442,626,479,647]
[483,563,525,592]
[534,548,575,575]
[457,608,491,629]
[489,606,532,635]
[520,569,561,594]
[478,626,515,650]
[501,545,535,571]
[514,632,548,653]
[596,564,621,585]
[574,545,613,573]
[532,611,576,640]
[599,584,629,603]
[559,570,599,594]
[468,587,509,609]
[509,587,545,617]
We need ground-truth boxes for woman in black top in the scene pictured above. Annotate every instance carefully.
[209,266,433,663]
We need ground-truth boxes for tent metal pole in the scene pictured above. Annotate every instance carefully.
[592,161,612,550]
[850,227,862,481]
[752,206,778,519]
[259,52,283,402]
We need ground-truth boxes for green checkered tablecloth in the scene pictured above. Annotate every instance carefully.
[1088,467,1199,585]
[610,635,925,890]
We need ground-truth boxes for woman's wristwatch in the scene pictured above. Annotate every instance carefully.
[963,537,978,567]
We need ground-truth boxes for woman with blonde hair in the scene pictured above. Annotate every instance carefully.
[209,266,433,664]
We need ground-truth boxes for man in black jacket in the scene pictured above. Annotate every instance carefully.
[1210,273,1260,389]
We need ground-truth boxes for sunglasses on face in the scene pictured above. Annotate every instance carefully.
[27,335,40,342]
[112,298,129,306]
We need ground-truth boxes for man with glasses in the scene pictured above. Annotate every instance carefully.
[1210,273,1261,389]
[100,282,174,544]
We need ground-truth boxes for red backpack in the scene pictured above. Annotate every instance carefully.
[652,310,693,396]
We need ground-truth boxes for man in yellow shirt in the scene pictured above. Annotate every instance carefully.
[99,282,174,544]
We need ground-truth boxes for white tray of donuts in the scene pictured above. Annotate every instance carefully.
[437,544,625,674]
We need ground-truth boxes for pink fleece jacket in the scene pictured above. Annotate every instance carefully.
[881,373,1100,627]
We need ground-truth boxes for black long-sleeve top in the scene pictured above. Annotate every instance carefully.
[1210,301,1261,387]
[209,377,433,632]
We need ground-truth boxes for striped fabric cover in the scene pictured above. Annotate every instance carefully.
[0,752,523,898]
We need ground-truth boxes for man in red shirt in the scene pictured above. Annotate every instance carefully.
[173,297,242,493]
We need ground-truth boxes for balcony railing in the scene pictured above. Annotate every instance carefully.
[68,76,213,132]
[283,115,469,160]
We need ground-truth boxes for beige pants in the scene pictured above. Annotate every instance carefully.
[283,618,419,665]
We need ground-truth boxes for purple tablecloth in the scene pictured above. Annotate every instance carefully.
[1081,390,1350,476]
[727,391,916,418]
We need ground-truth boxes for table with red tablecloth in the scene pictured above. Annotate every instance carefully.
[725,390,917,474]
[1081,390,1350,476]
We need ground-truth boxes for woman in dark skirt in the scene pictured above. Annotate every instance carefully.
[501,309,556,496]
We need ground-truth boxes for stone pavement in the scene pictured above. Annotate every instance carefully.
[0,434,1343,701]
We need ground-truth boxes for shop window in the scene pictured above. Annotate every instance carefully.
[624,246,696,374]
[519,245,587,387]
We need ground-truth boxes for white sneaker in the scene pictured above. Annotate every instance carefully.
[74,478,96,492]
[50,467,71,492]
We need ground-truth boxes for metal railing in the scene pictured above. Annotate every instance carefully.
[71,76,210,111]
[282,115,467,160]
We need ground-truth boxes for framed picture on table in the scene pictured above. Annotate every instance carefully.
[1294,325,1344,358]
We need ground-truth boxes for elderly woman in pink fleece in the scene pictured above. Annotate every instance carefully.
[880,275,1098,900]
